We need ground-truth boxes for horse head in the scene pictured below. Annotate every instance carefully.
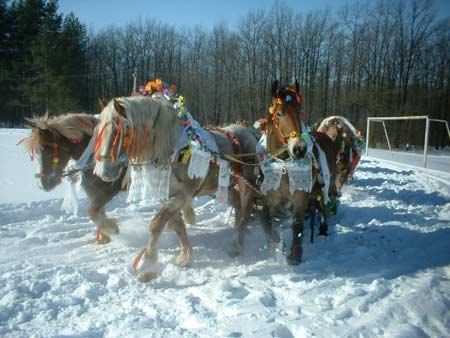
[268,80,307,160]
[22,116,74,191]
[318,117,343,141]
[93,99,129,182]
[93,96,178,182]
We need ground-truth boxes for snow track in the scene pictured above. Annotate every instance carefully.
[1,130,449,338]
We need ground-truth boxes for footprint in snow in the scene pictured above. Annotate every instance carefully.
[271,324,295,338]
[259,290,276,307]
[216,280,250,300]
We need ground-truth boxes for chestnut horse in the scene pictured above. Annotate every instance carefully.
[318,116,364,191]
[259,81,337,265]
[92,96,257,282]
[20,112,126,244]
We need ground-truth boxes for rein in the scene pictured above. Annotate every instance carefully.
[221,145,288,167]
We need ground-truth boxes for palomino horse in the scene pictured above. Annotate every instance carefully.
[318,116,363,191]
[92,96,257,282]
[260,80,337,265]
[20,112,126,244]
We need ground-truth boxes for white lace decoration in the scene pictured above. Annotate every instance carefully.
[216,157,231,204]
[286,160,313,194]
[127,164,172,202]
[61,160,82,216]
[260,161,284,194]
[188,142,211,179]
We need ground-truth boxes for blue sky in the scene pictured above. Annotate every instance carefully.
[59,0,450,32]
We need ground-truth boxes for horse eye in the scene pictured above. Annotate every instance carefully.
[276,111,283,118]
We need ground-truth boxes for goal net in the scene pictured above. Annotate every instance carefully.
[365,116,450,168]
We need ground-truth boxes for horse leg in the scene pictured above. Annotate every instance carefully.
[88,204,113,244]
[287,192,308,265]
[318,199,328,236]
[88,204,120,244]
[229,188,254,257]
[182,203,196,225]
[167,213,192,267]
[138,194,184,282]
[308,199,316,243]
[84,174,120,244]
[260,203,280,251]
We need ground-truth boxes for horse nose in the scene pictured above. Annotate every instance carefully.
[293,143,307,159]
[39,176,57,191]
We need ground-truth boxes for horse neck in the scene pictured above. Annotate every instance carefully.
[66,134,91,161]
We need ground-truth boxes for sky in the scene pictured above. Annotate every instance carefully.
[58,0,450,33]
[58,0,340,32]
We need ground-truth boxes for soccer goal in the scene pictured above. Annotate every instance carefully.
[365,115,450,168]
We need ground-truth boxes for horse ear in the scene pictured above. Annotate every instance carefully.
[98,97,107,111]
[295,79,300,94]
[271,80,279,98]
[24,117,37,129]
[24,117,33,126]
[113,99,127,118]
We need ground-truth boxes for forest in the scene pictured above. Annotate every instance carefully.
[1,0,449,147]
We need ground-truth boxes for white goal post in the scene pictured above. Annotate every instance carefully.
[365,115,450,168]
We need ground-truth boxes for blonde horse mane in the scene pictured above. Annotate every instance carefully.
[21,113,97,153]
[96,96,179,165]
[318,116,359,140]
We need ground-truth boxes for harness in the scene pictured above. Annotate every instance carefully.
[269,86,303,143]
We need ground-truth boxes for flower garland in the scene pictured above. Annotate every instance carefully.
[136,78,177,98]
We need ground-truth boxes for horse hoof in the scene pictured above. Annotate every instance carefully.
[176,246,192,267]
[106,220,120,234]
[227,240,242,258]
[319,225,328,236]
[287,245,302,265]
[95,232,111,244]
[287,255,302,265]
[138,271,157,282]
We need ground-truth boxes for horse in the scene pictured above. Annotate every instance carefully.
[20,111,126,244]
[92,96,258,282]
[318,116,364,191]
[259,80,337,265]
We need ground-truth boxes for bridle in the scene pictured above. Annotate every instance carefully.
[269,86,303,143]
[93,116,130,164]
[35,138,72,179]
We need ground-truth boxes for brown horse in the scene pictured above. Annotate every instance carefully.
[20,112,126,244]
[92,96,257,282]
[259,80,337,265]
[318,116,363,191]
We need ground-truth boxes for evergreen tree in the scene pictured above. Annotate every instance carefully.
[59,12,88,111]
[21,0,63,114]
[5,0,47,120]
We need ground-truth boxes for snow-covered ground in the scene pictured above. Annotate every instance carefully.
[1,129,449,338]
[367,148,450,173]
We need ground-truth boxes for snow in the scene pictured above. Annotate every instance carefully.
[0,129,65,204]
[1,128,450,338]
[367,148,450,173]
